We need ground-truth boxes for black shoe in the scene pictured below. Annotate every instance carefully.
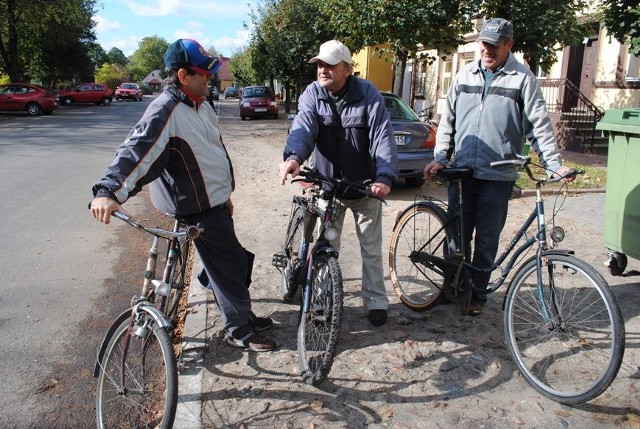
[248,311,273,332]
[226,324,278,352]
[368,309,387,327]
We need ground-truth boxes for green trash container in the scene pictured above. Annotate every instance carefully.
[596,108,640,275]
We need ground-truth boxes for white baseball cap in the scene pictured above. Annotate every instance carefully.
[309,40,352,65]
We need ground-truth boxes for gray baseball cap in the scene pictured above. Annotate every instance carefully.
[477,18,513,45]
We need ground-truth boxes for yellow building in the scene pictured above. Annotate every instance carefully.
[352,44,394,92]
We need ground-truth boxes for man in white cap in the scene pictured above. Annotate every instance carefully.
[91,39,278,352]
[279,39,398,327]
[423,19,573,315]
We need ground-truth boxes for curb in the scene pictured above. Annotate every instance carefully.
[175,254,208,429]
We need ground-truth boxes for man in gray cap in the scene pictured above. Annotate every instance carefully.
[423,18,573,315]
[90,38,278,352]
[278,39,398,327]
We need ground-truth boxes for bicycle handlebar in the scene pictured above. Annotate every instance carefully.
[292,167,386,204]
[490,157,584,183]
[88,203,203,239]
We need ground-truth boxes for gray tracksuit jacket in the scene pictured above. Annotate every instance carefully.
[93,86,233,216]
[435,53,562,180]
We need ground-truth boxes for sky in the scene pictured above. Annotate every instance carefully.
[93,0,258,58]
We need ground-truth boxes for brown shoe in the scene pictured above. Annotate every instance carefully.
[462,299,484,316]
[226,327,278,352]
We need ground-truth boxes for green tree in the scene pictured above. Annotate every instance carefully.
[106,47,128,66]
[480,0,589,72]
[248,0,334,111]
[0,0,97,83]
[599,0,640,56]
[230,47,257,87]
[127,36,168,82]
[95,62,127,89]
[319,0,475,94]
[89,43,109,69]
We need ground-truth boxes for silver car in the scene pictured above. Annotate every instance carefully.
[381,92,436,187]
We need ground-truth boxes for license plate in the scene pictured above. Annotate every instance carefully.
[395,135,406,145]
[255,108,267,112]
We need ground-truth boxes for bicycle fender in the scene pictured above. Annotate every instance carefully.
[93,305,172,377]
[501,249,576,309]
[312,239,338,259]
[93,309,132,377]
[393,201,447,230]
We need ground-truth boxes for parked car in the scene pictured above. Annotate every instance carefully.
[223,87,239,99]
[239,86,279,120]
[208,86,219,102]
[0,83,59,116]
[115,82,143,101]
[58,83,113,106]
[381,91,436,187]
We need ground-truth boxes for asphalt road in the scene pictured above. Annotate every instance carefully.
[0,98,151,427]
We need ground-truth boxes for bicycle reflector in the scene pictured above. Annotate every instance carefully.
[550,226,565,243]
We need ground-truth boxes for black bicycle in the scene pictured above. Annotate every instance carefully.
[272,167,380,385]
[93,210,201,428]
[389,156,625,404]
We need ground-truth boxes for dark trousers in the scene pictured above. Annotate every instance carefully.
[448,178,514,300]
[182,204,251,336]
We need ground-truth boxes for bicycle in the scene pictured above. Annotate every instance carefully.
[272,167,380,385]
[93,210,202,428]
[389,156,625,404]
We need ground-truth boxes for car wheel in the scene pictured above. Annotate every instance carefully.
[241,116,247,121]
[273,114,279,119]
[102,98,112,106]
[405,177,425,188]
[26,102,43,116]
[61,97,73,106]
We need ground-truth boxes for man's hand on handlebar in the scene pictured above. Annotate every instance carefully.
[279,159,301,185]
[90,197,127,225]
[369,182,391,199]
[552,166,577,183]
[423,161,444,180]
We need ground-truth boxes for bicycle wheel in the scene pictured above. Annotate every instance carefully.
[298,254,343,385]
[389,203,452,311]
[504,253,625,404]
[282,207,305,302]
[163,236,192,326]
[96,314,178,428]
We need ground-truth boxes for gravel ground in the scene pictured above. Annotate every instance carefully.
[177,104,640,429]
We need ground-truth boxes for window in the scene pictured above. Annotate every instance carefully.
[626,52,639,80]
[440,59,453,96]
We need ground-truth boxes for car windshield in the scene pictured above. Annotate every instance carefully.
[122,83,137,89]
[243,87,270,98]
[383,95,420,121]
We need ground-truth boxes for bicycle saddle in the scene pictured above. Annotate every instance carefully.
[437,167,473,181]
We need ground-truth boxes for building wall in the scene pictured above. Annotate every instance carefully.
[352,45,394,92]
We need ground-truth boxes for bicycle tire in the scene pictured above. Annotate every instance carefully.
[504,253,625,404]
[389,203,452,311]
[164,236,191,326]
[95,314,178,428]
[282,207,305,302]
[298,254,343,385]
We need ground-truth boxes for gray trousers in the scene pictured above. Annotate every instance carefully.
[321,197,388,310]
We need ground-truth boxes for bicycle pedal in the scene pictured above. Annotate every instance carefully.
[272,252,287,268]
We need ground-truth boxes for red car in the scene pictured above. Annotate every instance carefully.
[115,83,143,101]
[0,83,59,116]
[58,83,113,106]
[239,86,278,120]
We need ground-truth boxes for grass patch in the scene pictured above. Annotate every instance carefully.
[515,152,607,190]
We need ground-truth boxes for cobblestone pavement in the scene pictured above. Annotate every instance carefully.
[175,118,640,429]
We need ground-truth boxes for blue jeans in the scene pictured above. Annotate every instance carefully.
[448,178,514,300]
